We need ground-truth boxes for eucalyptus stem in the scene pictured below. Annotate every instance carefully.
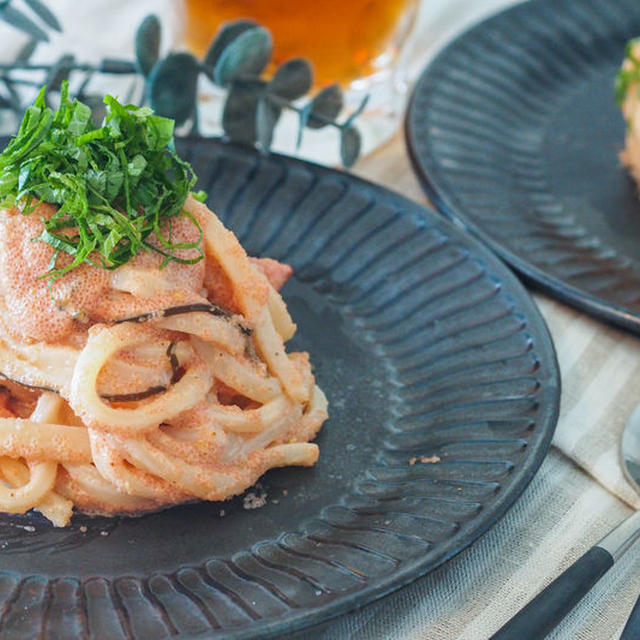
[0,77,41,87]
[266,92,345,130]
[0,60,137,74]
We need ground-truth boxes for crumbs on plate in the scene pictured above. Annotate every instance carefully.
[409,455,441,466]
[243,491,268,510]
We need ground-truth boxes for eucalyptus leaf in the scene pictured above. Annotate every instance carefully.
[203,19,257,80]
[340,125,361,168]
[0,4,49,41]
[47,54,75,92]
[23,0,61,31]
[135,14,161,77]
[308,84,343,129]
[213,27,272,88]
[14,38,38,64]
[256,97,280,150]
[148,53,200,125]
[222,79,266,145]
[269,58,312,100]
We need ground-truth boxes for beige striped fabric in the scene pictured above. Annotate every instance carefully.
[537,295,640,510]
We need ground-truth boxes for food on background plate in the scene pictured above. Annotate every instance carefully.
[0,83,327,527]
[618,38,640,187]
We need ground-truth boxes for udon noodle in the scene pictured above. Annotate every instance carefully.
[0,194,327,526]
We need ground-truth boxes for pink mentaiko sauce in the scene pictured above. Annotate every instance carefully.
[0,202,291,345]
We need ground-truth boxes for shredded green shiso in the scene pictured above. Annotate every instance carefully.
[0,82,206,281]
[616,38,640,108]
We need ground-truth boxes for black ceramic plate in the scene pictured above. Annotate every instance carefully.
[0,138,558,639]
[407,0,640,333]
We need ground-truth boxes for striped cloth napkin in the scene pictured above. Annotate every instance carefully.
[538,294,640,510]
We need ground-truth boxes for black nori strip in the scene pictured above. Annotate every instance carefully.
[114,303,231,324]
[0,373,167,404]
[113,303,252,336]
[166,341,185,385]
[101,385,167,403]
[164,303,231,319]
[0,372,56,394]
[101,340,184,403]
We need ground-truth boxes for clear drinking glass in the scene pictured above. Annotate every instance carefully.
[180,0,419,165]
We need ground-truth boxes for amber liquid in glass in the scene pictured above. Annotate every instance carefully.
[183,0,417,86]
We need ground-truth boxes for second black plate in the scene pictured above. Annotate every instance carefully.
[407,0,640,332]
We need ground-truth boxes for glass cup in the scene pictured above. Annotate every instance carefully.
[180,0,419,165]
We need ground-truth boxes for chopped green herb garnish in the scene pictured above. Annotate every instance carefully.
[0,82,204,280]
[616,38,640,108]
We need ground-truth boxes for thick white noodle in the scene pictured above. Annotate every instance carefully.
[0,458,56,513]
[0,198,328,526]
[70,323,213,433]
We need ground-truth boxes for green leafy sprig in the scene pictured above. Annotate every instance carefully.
[616,37,640,108]
[0,82,203,281]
